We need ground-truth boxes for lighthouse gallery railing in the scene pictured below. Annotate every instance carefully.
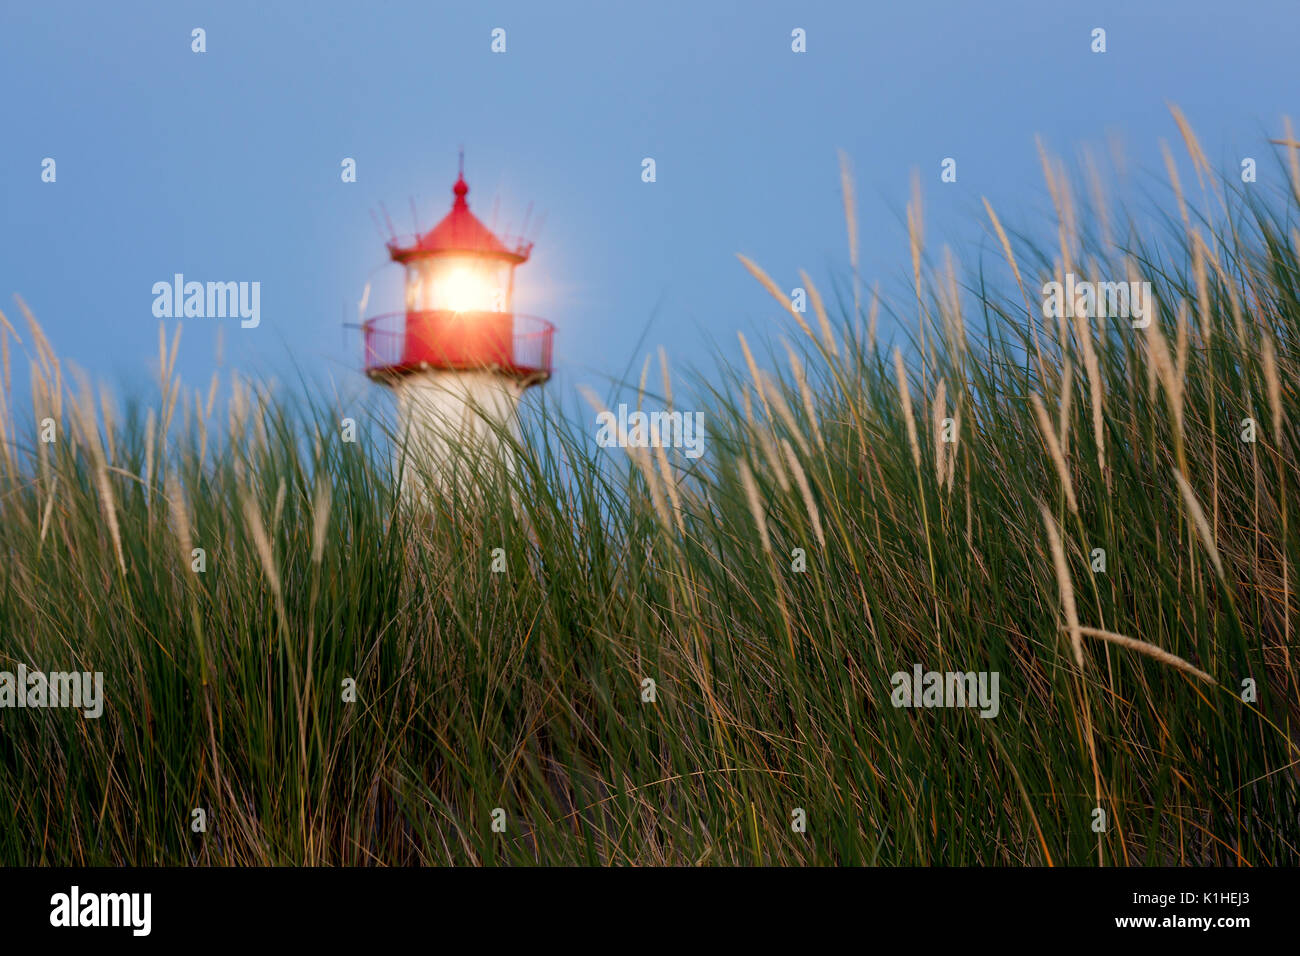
[363,311,554,380]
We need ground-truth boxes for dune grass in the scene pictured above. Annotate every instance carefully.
[0,115,1297,865]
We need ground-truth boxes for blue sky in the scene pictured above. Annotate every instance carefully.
[1,0,1296,417]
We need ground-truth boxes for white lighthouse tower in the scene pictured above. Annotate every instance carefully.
[364,160,553,504]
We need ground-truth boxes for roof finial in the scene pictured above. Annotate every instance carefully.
[453,147,469,205]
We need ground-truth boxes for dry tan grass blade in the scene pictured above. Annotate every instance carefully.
[1039,502,1083,669]
[1075,626,1216,685]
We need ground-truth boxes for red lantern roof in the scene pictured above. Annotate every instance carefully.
[388,172,532,265]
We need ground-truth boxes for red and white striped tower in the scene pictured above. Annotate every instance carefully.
[363,159,553,503]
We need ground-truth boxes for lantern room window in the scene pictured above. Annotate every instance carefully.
[406,258,510,313]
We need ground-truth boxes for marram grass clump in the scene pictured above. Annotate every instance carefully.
[1,114,1297,865]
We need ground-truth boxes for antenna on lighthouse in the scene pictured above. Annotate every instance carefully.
[524,209,546,257]
[378,201,397,242]
[519,201,534,245]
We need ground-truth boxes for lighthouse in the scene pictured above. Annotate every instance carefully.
[364,160,553,505]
